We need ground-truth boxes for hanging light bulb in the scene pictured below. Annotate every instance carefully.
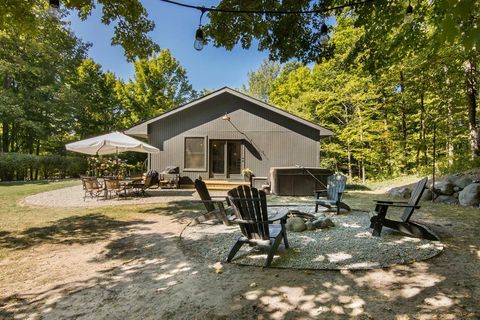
[49,0,60,9]
[194,27,205,51]
[406,0,413,15]
[320,22,328,35]
[194,8,206,51]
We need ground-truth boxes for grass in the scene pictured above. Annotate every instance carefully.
[0,180,194,259]
[1,179,479,260]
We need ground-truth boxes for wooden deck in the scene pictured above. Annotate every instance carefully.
[180,180,249,190]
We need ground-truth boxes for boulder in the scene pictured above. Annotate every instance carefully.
[433,181,455,195]
[458,183,480,207]
[312,218,335,229]
[388,187,411,199]
[453,176,473,189]
[286,217,307,232]
[306,221,314,231]
[434,195,459,205]
[420,189,432,201]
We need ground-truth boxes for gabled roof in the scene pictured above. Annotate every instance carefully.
[125,87,334,138]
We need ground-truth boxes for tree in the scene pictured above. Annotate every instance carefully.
[242,59,281,102]
[117,49,197,127]
[0,0,159,61]
[70,59,122,139]
[0,12,88,154]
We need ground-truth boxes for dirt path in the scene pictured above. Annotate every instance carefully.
[1,212,479,319]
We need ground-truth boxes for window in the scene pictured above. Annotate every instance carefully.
[184,137,206,170]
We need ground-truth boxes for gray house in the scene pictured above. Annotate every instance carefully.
[125,87,333,184]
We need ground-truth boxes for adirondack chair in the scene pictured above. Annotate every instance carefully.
[370,177,439,240]
[315,174,351,214]
[227,185,289,267]
[191,179,234,226]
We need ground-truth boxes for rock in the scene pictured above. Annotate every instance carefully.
[312,218,335,229]
[306,221,314,231]
[420,189,432,201]
[453,192,459,198]
[388,187,411,199]
[458,183,480,206]
[434,195,459,205]
[453,186,461,192]
[433,181,454,195]
[453,176,473,189]
[286,217,307,232]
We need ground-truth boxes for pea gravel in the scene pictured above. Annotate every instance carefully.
[181,210,444,270]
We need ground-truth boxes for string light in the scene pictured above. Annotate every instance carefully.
[406,0,413,15]
[194,8,206,51]
[158,0,373,51]
[49,0,60,9]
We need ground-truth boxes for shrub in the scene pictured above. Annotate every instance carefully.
[0,153,87,181]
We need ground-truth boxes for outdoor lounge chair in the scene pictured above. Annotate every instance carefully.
[370,177,439,240]
[315,173,351,214]
[104,178,132,200]
[191,179,235,226]
[226,185,289,267]
[82,177,103,201]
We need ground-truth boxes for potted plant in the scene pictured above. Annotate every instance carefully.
[242,168,254,185]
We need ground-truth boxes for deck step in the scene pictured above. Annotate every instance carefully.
[180,180,249,190]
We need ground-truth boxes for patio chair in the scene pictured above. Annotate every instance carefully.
[227,185,289,267]
[82,177,103,201]
[191,179,235,226]
[370,177,439,240]
[132,171,160,197]
[315,173,351,214]
[104,178,132,200]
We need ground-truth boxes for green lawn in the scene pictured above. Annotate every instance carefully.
[1,179,479,260]
[0,180,197,259]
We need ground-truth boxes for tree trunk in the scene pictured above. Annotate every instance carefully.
[347,143,352,179]
[465,59,479,159]
[399,71,408,169]
[1,121,9,153]
[416,91,426,167]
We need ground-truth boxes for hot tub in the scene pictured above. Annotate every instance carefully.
[269,167,333,196]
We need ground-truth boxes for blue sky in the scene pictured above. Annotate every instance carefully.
[67,0,269,92]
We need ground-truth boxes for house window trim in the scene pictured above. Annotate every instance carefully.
[183,136,207,172]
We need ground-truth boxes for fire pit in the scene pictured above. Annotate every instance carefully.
[286,209,335,232]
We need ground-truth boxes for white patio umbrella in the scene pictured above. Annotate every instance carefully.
[65,131,159,155]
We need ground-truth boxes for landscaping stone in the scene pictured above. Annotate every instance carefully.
[388,187,411,199]
[312,218,335,229]
[458,183,480,207]
[434,195,459,205]
[420,189,432,201]
[453,176,473,189]
[433,181,455,195]
[286,217,307,232]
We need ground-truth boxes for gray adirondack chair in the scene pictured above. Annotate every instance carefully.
[227,185,289,267]
[370,177,439,240]
[315,174,350,214]
[191,179,234,226]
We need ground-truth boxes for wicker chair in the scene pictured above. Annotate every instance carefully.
[82,178,103,201]
[104,178,132,200]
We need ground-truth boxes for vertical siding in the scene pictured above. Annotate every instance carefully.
[148,92,320,182]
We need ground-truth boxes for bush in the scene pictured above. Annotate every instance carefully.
[0,153,87,181]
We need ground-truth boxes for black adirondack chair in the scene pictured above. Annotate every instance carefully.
[315,174,351,214]
[370,177,439,240]
[227,185,289,267]
[191,179,234,226]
